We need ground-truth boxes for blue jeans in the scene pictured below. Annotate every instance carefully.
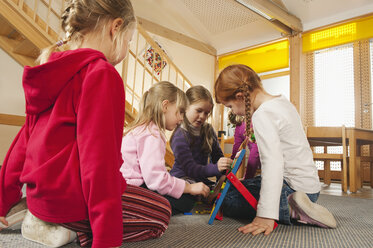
[221,176,320,224]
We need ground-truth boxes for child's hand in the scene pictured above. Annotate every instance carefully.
[217,157,233,172]
[184,182,210,197]
[238,217,275,236]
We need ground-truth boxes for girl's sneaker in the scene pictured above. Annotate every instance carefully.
[0,197,28,231]
[21,210,77,247]
[288,191,337,228]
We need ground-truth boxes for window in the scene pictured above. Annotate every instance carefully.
[370,39,373,125]
[312,43,355,171]
[314,43,355,127]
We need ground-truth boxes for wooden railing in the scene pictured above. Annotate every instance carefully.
[1,0,194,167]
[121,24,192,117]
[3,0,193,116]
[5,0,62,43]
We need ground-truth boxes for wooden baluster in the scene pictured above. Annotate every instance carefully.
[46,0,51,34]
[131,31,139,113]
[159,57,163,81]
[141,42,147,96]
[60,0,65,35]
[175,71,178,87]
[122,52,129,93]
[150,47,155,85]
[167,60,171,81]
[33,0,39,21]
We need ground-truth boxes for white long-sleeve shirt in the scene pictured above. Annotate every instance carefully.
[252,95,320,220]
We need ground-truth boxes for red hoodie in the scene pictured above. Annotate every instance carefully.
[0,48,126,247]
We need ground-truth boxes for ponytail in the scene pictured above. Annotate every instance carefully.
[37,38,70,65]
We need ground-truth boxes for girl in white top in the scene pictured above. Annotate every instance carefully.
[214,64,336,236]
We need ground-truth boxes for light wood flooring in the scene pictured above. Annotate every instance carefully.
[320,182,373,199]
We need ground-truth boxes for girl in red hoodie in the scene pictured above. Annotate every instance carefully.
[0,1,171,247]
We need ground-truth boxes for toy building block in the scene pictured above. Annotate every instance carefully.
[208,139,278,230]
[227,172,278,229]
[208,149,246,224]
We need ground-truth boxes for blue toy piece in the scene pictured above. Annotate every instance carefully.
[208,149,246,225]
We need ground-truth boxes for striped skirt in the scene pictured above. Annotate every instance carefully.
[60,184,171,247]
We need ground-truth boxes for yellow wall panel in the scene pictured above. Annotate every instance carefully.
[303,15,373,53]
[218,40,289,73]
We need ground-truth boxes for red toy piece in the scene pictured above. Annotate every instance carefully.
[227,172,278,229]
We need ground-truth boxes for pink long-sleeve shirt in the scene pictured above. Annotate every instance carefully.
[120,122,185,198]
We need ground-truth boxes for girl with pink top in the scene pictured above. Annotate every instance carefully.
[121,81,210,215]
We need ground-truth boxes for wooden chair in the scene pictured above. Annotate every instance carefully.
[219,133,246,179]
[358,156,373,188]
[306,126,349,192]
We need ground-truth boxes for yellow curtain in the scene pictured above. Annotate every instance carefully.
[303,15,373,53]
[218,40,289,73]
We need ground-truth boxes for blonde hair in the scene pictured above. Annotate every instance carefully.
[38,0,136,64]
[214,64,262,138]
[173,85,215,154]
[124,81,188,136]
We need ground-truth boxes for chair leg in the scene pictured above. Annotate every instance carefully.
[324,160,331,185]
[342,160,348,192]
[356,157,362,189]
[370,162,373,188]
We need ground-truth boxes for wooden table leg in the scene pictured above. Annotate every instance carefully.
[357,145,362,189]
[371,162,373,188]
[349,131,357,193]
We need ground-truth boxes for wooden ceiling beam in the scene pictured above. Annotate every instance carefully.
[272,0,288,11]
[137,17,216,56]
[270,19,293,35]
[236,0,302,34]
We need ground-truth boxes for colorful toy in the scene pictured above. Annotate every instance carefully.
[143,42,168,75]
[208,138,278,230]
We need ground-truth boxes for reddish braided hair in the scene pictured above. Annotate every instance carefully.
[214,64,262,139]
[242,83,252,138]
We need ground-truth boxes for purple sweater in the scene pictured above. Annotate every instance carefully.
[231,122,261,179]
[170,126,224,184]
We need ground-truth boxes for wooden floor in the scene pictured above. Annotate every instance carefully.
[320,182,373,199]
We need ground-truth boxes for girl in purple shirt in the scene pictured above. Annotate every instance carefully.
[170,86,232,186]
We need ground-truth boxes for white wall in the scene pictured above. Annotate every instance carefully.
[0,49,25,163]
[0,49,25,115]
[0,125,22,165]
[262,75,290,100]
[149,33,216,92]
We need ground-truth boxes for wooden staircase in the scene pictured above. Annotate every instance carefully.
[0,0,196,168]
[0,0,60,67]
